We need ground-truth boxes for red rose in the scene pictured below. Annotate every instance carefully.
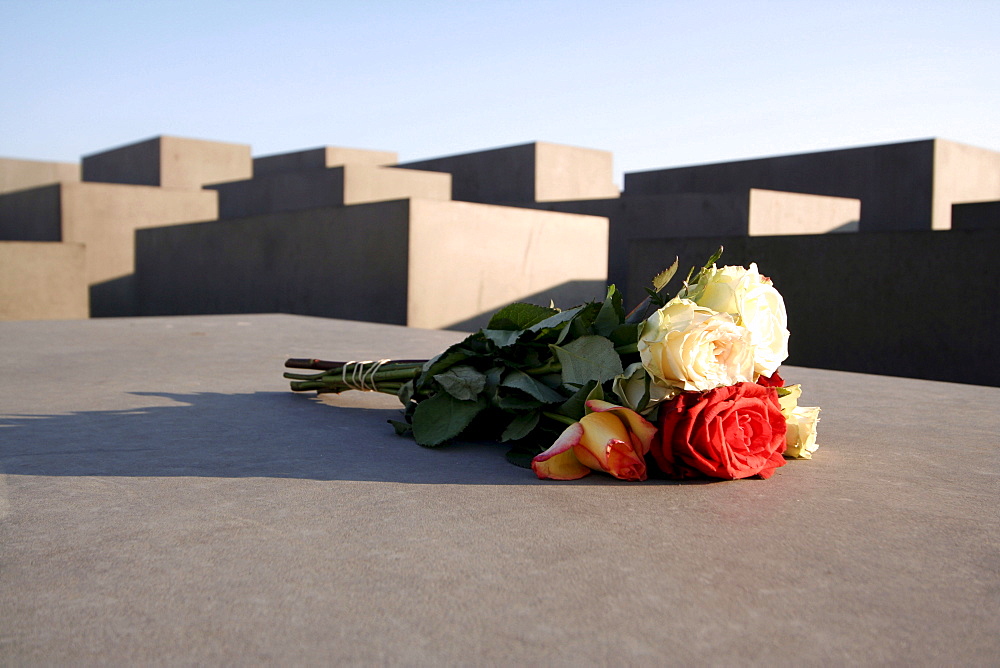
[756,370,784,387]
[651,382,787,480]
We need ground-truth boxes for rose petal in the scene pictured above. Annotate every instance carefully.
[573,411,626,470]
[585,400,658,456]
[531,423,590,480]
[605,439,648,481]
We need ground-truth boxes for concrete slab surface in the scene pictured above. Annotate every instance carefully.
[1,314,998,665]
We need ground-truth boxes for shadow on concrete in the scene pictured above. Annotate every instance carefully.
[0,390,680,486]
[90,275,137,317]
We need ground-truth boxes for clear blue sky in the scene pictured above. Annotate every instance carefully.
[2,0,998,184]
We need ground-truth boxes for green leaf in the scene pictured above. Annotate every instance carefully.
[581,383,605,414]
[419,346,472,386]
[556,379,598,420]
[593,285,624,337]
[388,419,412,436]
[482,328,523,348]
[484,366,502,391]
[397,380,415,406]
[560,302,601,344]
[487,302,558,330]
[705,246,724,269]
[496,393,543,412]
[528,305,586,334]
[501,369,566,404]
[433,365,487,401]
[685,246,725,293]
[411,393,488,446]
[501,411,541,442]
[550,335,624,387]
[652,258,679,293]
[609,322,641,348]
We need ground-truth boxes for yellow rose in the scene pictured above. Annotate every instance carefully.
[638,298,754,392]
[687,263,789,378]
[785,406,821,459]
[777,384,802,416]
[776,383,820,459]
[532,400,657,481]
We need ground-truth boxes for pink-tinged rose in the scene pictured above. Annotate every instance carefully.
[685,263,790,378]
[532,400,657,481]
[652,382,787,480]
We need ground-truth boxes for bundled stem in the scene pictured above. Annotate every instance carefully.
[284,359,425,395]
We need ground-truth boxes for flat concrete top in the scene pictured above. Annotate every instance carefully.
[1,314,998,665]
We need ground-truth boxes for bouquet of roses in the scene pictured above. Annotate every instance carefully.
[284,249,820,482]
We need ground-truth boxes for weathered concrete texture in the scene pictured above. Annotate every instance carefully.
[626,228,1000,387]
[82,135,252,189]
[624,138,1000,232]
[134,199,607,329]
[747,188,859,235]
[398,141,620,203]
[1,315,998,664]
[0,157,80,194]
[253,146,398,177]
[405,199,607,329]
[952,199,1000,230]
[0,242,88,320]
[0,182,218,316]
[533,189,859,291]
[209,165,451,219]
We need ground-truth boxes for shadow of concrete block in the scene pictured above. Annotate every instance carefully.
[134,198,609,330]
[625,229,1000,387]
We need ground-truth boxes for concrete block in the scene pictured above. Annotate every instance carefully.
[0,182,218,316]
[398,141,619,204]
[952,200,1000,230]
[134,199,608,330]
[747,188,860,235]
[534,142,620,202]
[625,228,1000,386]
[0,157,79,194]
[82,136,252,189]
[136,202,412,323]
[253,146,398,177]
[208,165,451,219]
[0,242,88,320]
[406,199,608,329]
[533,189,859,294]
[933,140,1000,229]
[624,138,1000,232]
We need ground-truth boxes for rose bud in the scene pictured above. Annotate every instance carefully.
[532,400,657,481]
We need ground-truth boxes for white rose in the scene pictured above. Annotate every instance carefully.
[687,263,789,377]
[784,406,821,459]
[638,298,755,392]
